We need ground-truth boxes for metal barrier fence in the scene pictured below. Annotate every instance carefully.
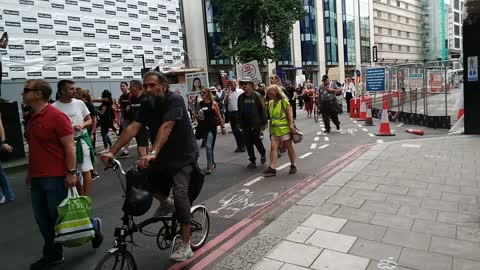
[357,60,461,129]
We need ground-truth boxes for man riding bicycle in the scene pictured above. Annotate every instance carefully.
[100,71,200,262]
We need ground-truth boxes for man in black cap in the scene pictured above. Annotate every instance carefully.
[238,77,267,168]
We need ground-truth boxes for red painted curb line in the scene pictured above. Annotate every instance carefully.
[168,143,372,270]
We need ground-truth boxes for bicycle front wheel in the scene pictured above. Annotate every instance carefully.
[190,205,210,250]
[95,249,138,270]
[314,103,319,122]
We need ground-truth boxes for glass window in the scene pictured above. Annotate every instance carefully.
[387,0,390,4]
[454,0,459,10]
[406,17,409,24]
[454,25,460,35]
[454,12,459,23]
[406,32,410,38]
[388,29,392,35]
[455,38,460,49]
[405,3,408,9]
[388,13,391,20]
[397,1,400,7]
[407,46,410,52]
[397,16,401,22]
[398,45,402,51]
[377,10,382,17]
[398,30,402,37]
[389,44,393,50]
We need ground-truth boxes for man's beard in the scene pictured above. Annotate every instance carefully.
[145,91,166,110]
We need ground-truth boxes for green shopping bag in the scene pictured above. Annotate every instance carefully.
[54,187,95,247]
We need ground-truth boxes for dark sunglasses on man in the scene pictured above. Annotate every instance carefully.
[23,88,40,93]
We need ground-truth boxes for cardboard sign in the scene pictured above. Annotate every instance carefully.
[240,60,262,83]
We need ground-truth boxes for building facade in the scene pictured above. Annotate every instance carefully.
[372,0,447,64]
[0,0,184,81]
[182,0,375,86]
[446,0,464,59]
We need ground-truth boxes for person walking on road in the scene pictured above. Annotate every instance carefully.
[238,77,267,169]
[303,83,315,118]
[320,75,341,133]
[263,85,297,177]
[196,87,226,174]
[0,111,15,205]
[100,71,201,262]
[53,80,95,196]
[23,80,102,270]
[97,90,116,153]
[344,77,356,113]
[129,80,149,157]
[296,83,304,109]
[118,82,132,158]
[75,88,99,180]
[224,79,246,153]
[285,82,297,120]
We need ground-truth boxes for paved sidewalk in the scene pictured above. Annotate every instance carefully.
[213,135,480,270]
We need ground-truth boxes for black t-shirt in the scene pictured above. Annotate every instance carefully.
[130,94,145,120]
[85,102,97,117]
[136,92,198,172]
[119,92,132,120]
[286,86,296,101]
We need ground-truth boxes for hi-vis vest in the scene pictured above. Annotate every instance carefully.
[268,99,290,137]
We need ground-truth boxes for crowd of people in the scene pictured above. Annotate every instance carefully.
[0,71,359,268]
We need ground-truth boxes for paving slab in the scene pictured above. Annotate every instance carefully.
[370,213,414,230]
[311,250,370,270]
[333,206,375,223]
[252,258,285,270]
[339,221,387,241]
[266,241,323,268]
[349,239,403,262]
[382,228,431,251]
[398,248,452,270]
[305,230,357,253]
[411,219,457,238]
[430,236,480,261]
[398,205,438,221]
[301,214,347,232]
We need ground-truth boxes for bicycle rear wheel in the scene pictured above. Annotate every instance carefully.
[95,249,138,270]
[190,205,210,250]
[314,103,319,122]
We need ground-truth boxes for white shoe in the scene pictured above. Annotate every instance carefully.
[169,242,193,262]
[0,196,5,204]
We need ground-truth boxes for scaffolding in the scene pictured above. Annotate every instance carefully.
[419,0,431,62]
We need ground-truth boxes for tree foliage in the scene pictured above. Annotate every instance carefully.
[211,0,304,64]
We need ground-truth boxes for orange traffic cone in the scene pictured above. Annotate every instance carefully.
[364,104,375,126]
[455,86,464,121]
[376,101,395,136]
[405,129,424,135]
[358,100,367,121]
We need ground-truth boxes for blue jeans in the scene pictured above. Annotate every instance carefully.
[0,162,15,201]
[205,131,217,168]
[101,125,112,149]
[31,177,67,259]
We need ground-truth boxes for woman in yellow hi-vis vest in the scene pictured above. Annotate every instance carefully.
[263,85,297,177]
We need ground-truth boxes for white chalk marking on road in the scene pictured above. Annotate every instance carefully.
[324,137,330,142]
[377,140,384,144]
[299,152,312,159]
[310,143,318,149]
[314,137,320,142]
[318,144,330,149]
[277,163,291,170]
[357,124,363,127]
[321,128,326,132]
[210,189,278,218]
[317,131,323,135]
[397,123,404,127]
[320,124,325,128]
[353,121,358,124]
[244,176,265,187]
[402,143,421,148]
[368,133,375,137]
[362,128,368,132]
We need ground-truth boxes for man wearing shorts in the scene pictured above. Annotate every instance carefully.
[101,71,200,262]
[128,80,149,156]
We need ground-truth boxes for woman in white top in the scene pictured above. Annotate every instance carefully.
[343,78,356,113]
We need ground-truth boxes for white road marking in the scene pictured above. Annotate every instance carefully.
[321,128,326,132]
[320,124,325,128]
[318,144,330,149]
[317,131,323,135]
[397,123,404,127]
[277,163,291,170]
[402,143,421,148]
[368,133,375,137]
[362,128,368,132]
[244,176,265,187]
[310,143,318,149]
[299,152,312,159]
[357,124,363,127]
[353,121,358,124]
[391,130,396,133]
[314,137,320,142]
[377,140,384,144]
[324,137,330,142]
[210,189,278,218]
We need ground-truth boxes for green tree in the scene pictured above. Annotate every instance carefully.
[211,0,304,64]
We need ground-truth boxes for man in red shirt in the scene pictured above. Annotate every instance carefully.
[23,79,77,270]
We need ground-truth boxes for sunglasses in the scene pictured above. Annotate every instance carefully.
[23,88,39,93]
[200,91,207,95]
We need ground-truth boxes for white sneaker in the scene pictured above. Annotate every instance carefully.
[153,198,175,217]
[169,242,193,262]
[0,196,5,205]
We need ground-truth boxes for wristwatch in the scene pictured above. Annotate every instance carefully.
[67,169,76,175]
[149,150,157,157]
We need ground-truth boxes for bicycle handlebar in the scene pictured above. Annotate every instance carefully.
[106,159,126,175]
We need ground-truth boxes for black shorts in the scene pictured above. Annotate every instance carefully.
[135,127,149,147]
